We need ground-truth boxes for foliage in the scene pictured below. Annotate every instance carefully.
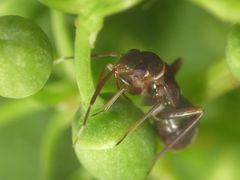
[0,0,240,180]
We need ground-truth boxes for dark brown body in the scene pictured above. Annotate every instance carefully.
[155,96,198,149]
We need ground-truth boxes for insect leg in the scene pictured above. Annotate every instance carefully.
[92,88,126,116]
[79,51,120,123]
[54,51,119,65]
[91,52,120,59]
[115,102,163,146]
[157,107,203,119]
[149,107,203,172]
[73,65,117,146]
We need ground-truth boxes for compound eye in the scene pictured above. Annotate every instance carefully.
[133,63,147,79]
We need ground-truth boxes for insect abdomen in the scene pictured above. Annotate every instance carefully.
[156,119,198,150]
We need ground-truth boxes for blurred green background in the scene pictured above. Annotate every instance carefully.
[1,0,240,180]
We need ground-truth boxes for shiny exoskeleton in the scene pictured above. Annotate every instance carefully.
[76,49,203,168]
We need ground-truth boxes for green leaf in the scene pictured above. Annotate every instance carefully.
[40,0,142,16]
[0,15,53,98]
[189,0,240,22]
[226,24,240,80]
[0,0,42,18]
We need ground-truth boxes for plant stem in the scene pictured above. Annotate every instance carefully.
[51,10,75,80]
[74,15,104,108]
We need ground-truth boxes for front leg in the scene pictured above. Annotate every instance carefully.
[92,88,126,116]
[73,64,117,146]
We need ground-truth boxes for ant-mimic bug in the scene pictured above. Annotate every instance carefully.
[75,49,203,170]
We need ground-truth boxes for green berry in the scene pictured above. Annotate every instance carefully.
[73,95,157,180]
[0,15,53,98]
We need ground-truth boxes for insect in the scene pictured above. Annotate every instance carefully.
[76,49,203,168]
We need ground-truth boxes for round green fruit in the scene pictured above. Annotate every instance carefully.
[0,15,53,98]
